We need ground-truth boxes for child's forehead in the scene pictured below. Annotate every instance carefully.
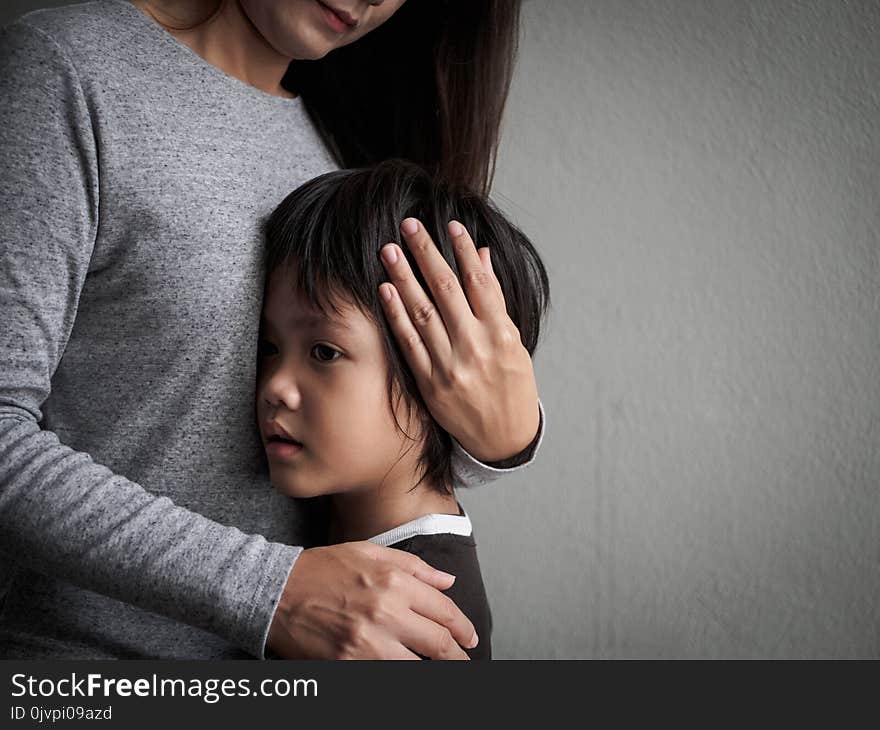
[265,270,369,331]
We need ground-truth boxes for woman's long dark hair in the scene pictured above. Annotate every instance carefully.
[284,0,522,196]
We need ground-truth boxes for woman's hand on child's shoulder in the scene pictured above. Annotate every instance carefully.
[267,541,478,660]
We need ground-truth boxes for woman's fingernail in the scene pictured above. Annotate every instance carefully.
[381,244,398,265]
[401,218,419,235]
[448,220,463,237]
[468,631,479,649]
[380,284,393,303]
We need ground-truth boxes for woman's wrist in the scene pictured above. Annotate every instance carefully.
[483,403,544,468]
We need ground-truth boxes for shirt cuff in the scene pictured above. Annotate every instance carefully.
[253,545,302,660]
[450,399,546,487]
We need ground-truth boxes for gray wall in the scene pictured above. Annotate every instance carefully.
[3,1,878,658]
[477,0,879,658]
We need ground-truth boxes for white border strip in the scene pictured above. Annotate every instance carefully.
[368,510,473,547]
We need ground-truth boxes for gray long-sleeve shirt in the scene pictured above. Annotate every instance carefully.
[0,0,542,659]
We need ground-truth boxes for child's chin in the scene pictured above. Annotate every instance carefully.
[270,476,326,499]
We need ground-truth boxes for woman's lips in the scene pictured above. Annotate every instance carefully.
[317,1,353,34]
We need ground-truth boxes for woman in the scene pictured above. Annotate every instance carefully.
[0,0,543,660]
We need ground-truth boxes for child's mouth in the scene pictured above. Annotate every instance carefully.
[267,434,302,446]
[266,435,305,460]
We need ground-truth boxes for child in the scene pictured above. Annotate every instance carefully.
[256,159,549,660]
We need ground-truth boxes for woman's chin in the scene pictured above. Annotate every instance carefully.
[281,27,342,61]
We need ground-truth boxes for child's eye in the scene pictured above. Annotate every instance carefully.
[311,344,342,363]
[258,339,278,358]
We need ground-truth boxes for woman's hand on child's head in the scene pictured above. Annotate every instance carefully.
[378,218,541,462]
[267,542,478,660]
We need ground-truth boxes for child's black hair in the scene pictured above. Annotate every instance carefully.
[264,159,549,494]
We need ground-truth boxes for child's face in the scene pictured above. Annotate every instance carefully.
[256,267,422,498]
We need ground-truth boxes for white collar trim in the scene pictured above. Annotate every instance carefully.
[367,507,473,547]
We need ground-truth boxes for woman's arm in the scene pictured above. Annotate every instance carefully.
[379,218,545,474]
[0,21,306,657]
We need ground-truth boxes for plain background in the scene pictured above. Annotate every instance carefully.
[2,0,878,658]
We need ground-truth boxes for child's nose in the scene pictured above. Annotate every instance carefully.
[262,368,303,412]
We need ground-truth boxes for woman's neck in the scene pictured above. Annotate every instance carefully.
[328,482,460,544]
[131,0,295,98]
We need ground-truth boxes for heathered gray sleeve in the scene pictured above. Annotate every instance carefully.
[0,22,298,660]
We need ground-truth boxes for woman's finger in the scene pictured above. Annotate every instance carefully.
[380,243,453,365]
[373,641,423,660]
[404,578,477,653]
[478,247,508,313]
[397,218,474,334]
[397,610,471,660]
[448,220,508,322]
[369,543,456,591]
[377,280,435,385]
